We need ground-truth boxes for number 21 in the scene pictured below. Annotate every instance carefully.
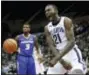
[53,33,62,44]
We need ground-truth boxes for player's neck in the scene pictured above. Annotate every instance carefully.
[52,15,60,25]
[24,33,30,37]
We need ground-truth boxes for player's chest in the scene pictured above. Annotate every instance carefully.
[49,26,65,35]
[19,38,34,44]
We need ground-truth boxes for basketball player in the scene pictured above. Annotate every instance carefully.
[44,4,87,74]
[15,24,42,75]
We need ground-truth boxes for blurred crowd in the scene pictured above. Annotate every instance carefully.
[74,16,89,62]
[1,15,89,74]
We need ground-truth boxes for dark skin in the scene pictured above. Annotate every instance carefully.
[15,24,42,62]
[44,5,75,68]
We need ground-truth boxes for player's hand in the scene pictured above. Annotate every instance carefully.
[48,57,58,67]
[37,54,44,63]
[60,59,72,70]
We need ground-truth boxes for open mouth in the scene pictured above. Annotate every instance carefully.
[46,14,51,18]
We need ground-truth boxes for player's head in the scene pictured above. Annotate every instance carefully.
[23,23,30,33]
[45,4,58,21]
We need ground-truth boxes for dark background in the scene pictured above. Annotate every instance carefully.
[1,1,89,33]
[1,1,89,19]
[1,1,89,46]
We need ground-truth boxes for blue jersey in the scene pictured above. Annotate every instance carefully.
[18,34,35,56]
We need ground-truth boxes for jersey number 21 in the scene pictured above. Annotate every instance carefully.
[53,33,62,44]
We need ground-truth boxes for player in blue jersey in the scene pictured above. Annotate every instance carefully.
[15,23,42,75]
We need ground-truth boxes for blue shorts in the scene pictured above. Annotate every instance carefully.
[17,54,36,75]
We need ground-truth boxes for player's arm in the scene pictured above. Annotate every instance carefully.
[15,35,19,42]
[44,26,59,55]
[14,35,20,53]
[34,36,43,63]
[34,36,40,54]
[54,17,75,61]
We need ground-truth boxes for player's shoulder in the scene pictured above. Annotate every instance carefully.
[63,16,72,23]
[63,16,73,29]
[16,33,25,39]
[44,22,52,32]
[45,22,52,28]
[30,34,37,40]
[17,34,23,38]
[31,34,38,42]
[31,34,36,38]
[61,16,72,21]
[15,34,22,41]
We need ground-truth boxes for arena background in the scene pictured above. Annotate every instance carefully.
[1,1,89,74]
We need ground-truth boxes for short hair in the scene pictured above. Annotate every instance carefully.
[23,23,30,28]
[46,4,58,11]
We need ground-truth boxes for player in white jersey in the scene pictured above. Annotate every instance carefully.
[44,4,87,74]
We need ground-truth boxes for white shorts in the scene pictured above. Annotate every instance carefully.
[34,59,44,74]
[47,45,87,74]
[33,48,45,74]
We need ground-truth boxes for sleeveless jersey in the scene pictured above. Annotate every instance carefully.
[18,34,35,56]
[46,17,87,70]
[47,17,69,50]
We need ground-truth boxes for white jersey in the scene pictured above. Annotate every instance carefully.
[47,17,68,50]
[46,17,83,61]
[47,17,87,74]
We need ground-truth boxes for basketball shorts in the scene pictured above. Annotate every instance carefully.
[17,54,36,75]
[47,45,87,74]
